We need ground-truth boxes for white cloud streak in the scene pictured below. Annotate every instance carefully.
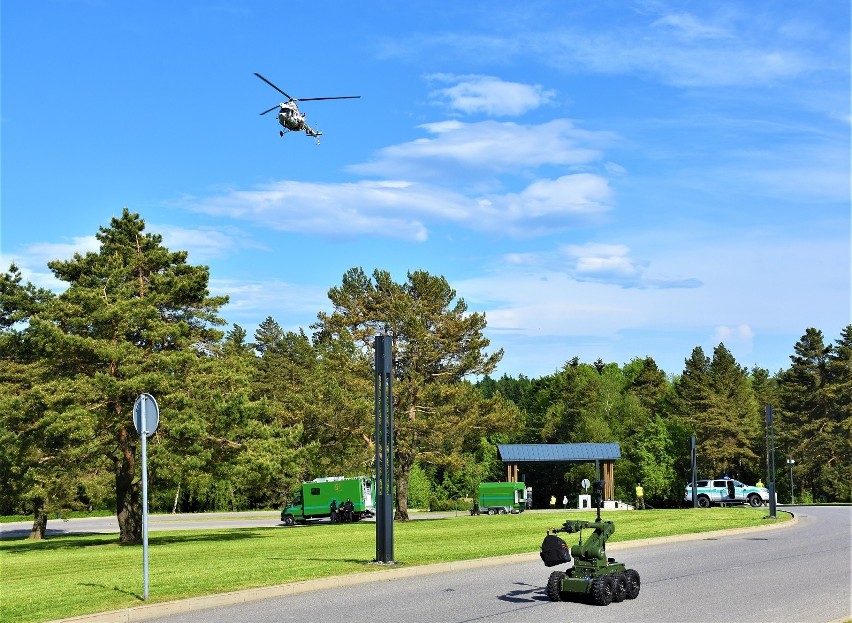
[185,173,614,241]
[427,74,556,116]
[349,118,614,181]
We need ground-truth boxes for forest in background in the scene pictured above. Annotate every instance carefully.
[1,210,849,542]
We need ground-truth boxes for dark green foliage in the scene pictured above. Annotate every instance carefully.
[314,268,520,519]
[2,212,849,527]
[672,344,761,483]
[777,326,852,502]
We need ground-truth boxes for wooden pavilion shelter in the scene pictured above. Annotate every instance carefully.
[497,443,621,501]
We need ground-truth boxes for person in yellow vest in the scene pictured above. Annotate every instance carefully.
[549,494,556,509]
[635,483,645,510]
[756,478,764,488]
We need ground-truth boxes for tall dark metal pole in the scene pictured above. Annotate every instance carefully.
[787,458,795,505]
[766,404,777,519]
[375,335,394,562]
[691,435,698,508]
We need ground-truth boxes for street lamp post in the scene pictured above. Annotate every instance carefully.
[786,458,795,505]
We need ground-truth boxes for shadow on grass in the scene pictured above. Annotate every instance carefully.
[266,556,375,566]
[79,582,142,601]
[0,528,271,553]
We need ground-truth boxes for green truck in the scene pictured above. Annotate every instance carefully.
[471,481,529,515]
[281,476,375,526]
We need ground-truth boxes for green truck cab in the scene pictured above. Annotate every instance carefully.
[471,481,529,515]
[281,476,375,526]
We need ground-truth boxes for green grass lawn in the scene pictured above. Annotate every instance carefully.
[0,507,787,623]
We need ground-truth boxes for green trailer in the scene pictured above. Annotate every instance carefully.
[471,481,528,515]
[281,476,375,526]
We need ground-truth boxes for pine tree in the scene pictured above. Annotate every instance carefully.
[4,210,228,541]
[704,344,760,479]
[313,267,514,519]
[780,327,852,502]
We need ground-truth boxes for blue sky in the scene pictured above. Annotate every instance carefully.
[2,1,849,378]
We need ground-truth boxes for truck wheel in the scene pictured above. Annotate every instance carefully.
[611,573,627,602]
[282,514,295,527]
[624,569,641,599]
[697,495,711,508]
[748,494,763,507]
[591,575,613,606]
[546,571,567,602]
[487,508,496,515]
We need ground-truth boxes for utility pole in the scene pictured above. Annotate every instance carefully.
[374,335,394,563]
[691,435,698,508]
[787,458,795,504]
[766,404,777,519]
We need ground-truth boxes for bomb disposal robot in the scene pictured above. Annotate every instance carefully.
[540,480,641,606]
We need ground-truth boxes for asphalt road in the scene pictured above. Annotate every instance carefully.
[77,505,850,623]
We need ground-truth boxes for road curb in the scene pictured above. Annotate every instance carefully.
[48,512,797,623]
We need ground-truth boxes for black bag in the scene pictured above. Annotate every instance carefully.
[540,534,572,567]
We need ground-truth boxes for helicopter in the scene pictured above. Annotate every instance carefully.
[255,72,360,144]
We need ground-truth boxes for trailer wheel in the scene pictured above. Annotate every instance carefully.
[282,514,295,527]
[591,575,613,606]
[546,571,567,602]
[611,573,627,603]
[624,569,641,599]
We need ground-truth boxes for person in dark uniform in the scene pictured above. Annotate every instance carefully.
[344,498,354,522]
[330,499,338,523]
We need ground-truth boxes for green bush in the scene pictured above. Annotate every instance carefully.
[428,496,473,512]
[407,464,433,509]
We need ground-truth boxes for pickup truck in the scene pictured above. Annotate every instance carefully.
[684,478,769,508]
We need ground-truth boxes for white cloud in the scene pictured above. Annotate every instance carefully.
[496,242,702,289]
[545,30,808,88]
[1,237,100,291]
[184,180,436,241]
[349,118,614,180]
[185,173,614,242]
[155,224,262,263]
[477,175,613,236]
[183,111,621,241]
[712,324,755,356]
[212,278,329,320]
[394,8,825,90]
[651,13,733,41]
[427,74,556,117]
[452,227,848,375]
[26,236,100,263]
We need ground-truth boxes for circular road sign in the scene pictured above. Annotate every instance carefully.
[133,393,160,437]
[581,478,591,490]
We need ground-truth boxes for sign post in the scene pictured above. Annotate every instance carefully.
[133,393,159,600]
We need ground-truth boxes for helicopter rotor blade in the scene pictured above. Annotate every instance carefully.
[254,72,293,100]
[259,105,280,115]
[297,96,361,102]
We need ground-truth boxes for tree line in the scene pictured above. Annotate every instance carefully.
[1,210,849,541]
